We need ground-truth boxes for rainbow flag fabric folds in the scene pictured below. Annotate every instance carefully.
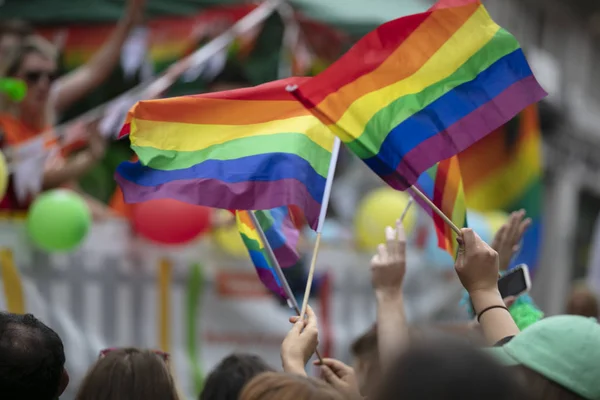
[414,156,467,257]
[459,104,542,270]
[291,0,546,191]
[114,77,334,230]
[236,208,300,298]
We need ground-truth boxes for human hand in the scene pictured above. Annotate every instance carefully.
[315,358,361,396]
[491,210,531,271]
[281,305,319,376]
[370,219,406,298]
[455,228,499,295]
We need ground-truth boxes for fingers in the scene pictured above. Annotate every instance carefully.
[289,316,300,324]
[385,225,397,258]
[506,210,523,242]
[317,358,351,375]
[320,364,342,386]
[503,296,517,308]
[460,228,477,250]
[377,243,387,262]
[396,219,406,252]
[517,217,532,240]
[305,305,318,330]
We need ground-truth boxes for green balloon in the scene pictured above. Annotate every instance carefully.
[0,78,27,102]
[27,189,91,252]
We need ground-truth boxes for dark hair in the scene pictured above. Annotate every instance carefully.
[513,365,585,400]
[350,325,378,357]
[0,20,34,38]
[200,353,273,400]
[0,312,66,400]
[375,339,528,400]
[75,348,179,400]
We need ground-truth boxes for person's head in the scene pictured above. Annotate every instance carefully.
[0,312,68,400]
[376,339,527,400]
[200,353,274,400]
[488,315,600,400]
[566,284,598,318]
[350,325,380,397]
[1,35,58,120]
[0,20,34,58]
[75,348,180,400]
[239,372,344,400]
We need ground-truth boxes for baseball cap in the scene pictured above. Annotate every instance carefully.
[487,315,600,400]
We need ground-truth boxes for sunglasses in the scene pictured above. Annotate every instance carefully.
[98,348,170,362]
[23,70,58,85]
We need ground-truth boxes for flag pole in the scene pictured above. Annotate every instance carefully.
[409,185,461,234]
[400,197,414,222]
[299,136,341,320]
[247,211,324,363]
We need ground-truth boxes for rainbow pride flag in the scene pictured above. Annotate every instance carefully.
[236,207,300,298]
[114,77,335,230]
[291,0,546,191]
[414,156,467,257]
[459,104,542,270]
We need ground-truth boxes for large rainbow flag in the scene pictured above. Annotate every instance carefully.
[459,104,542,270]
[236,207,300,298]
[114,77,335,230]
[291,0,546,191]
[414,156,467,258]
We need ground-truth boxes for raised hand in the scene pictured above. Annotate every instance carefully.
[281,305,319,376]
[370,219,407,297]
[491,209,531,271]
[315,358,361,397]
[455,228,499,295]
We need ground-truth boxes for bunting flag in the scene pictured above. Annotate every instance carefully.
[414,156,467,257]
[291,0,546,191]
[114,77,335,230]
[459,104,543,270]
[235,208,300,298]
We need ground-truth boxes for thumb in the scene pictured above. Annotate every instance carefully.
[320,365,342,386]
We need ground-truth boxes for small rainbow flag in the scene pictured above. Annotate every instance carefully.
[414,156,467,257]
[291,0,546,191]
[114,77,335,230]
[459,104,542,270]
[236,208,300,298]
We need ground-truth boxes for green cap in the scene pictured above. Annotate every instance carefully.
[488,315,600,400]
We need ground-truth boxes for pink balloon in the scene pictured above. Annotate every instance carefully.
[132,199,211,245]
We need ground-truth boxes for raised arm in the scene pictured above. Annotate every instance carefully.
[52,0,145,113]
[455,228,520,345]
[371,219,409,370]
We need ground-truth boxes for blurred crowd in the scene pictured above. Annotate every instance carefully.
[1,212,599,400]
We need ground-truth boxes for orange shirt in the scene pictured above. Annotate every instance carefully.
[0,114,57,211]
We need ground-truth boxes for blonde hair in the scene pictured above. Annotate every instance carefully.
[0,35,58,122]
[240,372,345,400]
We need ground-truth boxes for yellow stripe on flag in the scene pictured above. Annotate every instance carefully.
[0,248,25,314]
[158,258,172,352]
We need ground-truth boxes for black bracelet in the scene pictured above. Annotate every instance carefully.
[477,305,509,323]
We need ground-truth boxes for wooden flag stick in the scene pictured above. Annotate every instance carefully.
[409,185,461,235]
[400,197,414,222]
[248,211,324,363]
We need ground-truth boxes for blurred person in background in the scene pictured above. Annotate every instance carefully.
[348,325,380,398]
[76,348,181,400]
[566,282,599,318]
[0,20,34,59]
[239,372,347,400]
[199,353,274,400]
[0,312,69,400]
[0,0,144,217]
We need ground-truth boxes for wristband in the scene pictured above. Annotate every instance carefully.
[477,305,509,323]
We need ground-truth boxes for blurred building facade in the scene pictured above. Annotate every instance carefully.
[483,0,600,313]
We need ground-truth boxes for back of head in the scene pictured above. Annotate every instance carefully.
[75,348,179,400]
[0,20,34,39]
[567,284,598,318]
[0,312,66,400]
[200,353,273,400]
[376,339,527,400]
[239,372,345,400]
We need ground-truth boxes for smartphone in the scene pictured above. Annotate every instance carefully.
[497,264,531,299]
